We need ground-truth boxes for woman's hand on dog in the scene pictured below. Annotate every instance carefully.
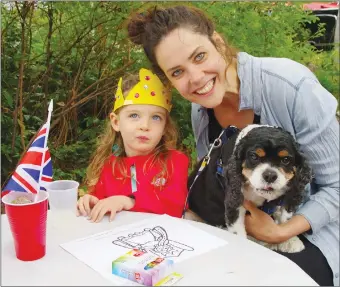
[243,200,285,244]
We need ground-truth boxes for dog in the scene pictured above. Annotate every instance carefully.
[186,124,312,253]
[224,124,312,253]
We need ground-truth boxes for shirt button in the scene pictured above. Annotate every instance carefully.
[312,237,316,241]
[335,273,339,278]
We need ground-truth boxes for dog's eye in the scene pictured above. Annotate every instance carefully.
[281,157,291,165]
[250,153,259,161]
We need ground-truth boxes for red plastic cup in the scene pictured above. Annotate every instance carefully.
[2,191,49,261]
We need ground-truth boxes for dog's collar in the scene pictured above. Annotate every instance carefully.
[259,197,284,215]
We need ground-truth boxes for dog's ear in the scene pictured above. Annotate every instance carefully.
[284,151,312,212]
[224,148,244,227]
[295,151,312,188]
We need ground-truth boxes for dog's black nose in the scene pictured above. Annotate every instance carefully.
[263,169,278,183]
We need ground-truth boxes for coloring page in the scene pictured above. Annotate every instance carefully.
[60,214,227,285]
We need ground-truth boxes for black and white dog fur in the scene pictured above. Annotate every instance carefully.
[224,124,312,253]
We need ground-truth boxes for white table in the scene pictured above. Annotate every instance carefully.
[2,211,318,286]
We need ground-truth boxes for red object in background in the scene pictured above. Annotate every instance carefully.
[303,2,339,10]
[302,1,339,51]
[2,192,49,261]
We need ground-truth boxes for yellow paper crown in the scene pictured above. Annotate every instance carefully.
[113,68,172,112]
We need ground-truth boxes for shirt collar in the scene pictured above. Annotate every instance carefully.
[237,52,262,115]
[111,153,154,164]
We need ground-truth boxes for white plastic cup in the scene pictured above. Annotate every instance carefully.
[46,180,79,212]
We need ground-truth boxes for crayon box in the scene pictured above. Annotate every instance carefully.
[112,249,174,286]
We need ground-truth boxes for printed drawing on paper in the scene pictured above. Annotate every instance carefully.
[112,226,194,258]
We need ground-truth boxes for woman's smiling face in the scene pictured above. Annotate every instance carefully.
[155,27,227,108]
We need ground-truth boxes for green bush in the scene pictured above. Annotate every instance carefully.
[1,2,338,187]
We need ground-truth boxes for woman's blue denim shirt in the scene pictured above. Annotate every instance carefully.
[191,52,339,285]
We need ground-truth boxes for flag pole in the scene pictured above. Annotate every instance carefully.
[34,100,53,202]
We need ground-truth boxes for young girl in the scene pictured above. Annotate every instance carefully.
[77,68,189,223]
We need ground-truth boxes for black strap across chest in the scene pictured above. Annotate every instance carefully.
[186,126,240,226]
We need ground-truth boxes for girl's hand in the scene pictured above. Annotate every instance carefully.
[88,195,135,223]
[77,194,99,217]
[243,200,284,244]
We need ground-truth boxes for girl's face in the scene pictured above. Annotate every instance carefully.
[155,28,227,109]
[110,105,167,157]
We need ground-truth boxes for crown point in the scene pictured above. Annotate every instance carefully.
[113,68,172,112]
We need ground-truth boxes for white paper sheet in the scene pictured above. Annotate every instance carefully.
[60,214,228,285]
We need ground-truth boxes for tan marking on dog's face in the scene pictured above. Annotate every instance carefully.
[242,163,253,180]
[279,167,295,180]
[256,148,266,157]
[278,150,289,157]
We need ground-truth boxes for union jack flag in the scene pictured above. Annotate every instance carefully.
[2,101,53,195]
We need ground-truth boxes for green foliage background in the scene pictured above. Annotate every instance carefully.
[1,1,339,189]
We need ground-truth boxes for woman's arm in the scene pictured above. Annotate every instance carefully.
[293,78,339,234]
[278,215,311,242]
[245,78,339,243]
[244,201,311,244]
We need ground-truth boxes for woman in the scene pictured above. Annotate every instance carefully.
[127,5,339,286]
